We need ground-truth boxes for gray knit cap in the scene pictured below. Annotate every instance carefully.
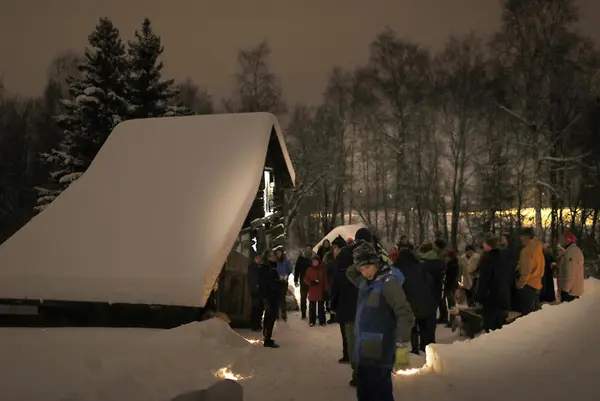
[353,241,380,267]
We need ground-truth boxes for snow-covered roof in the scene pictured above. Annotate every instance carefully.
[0,112,295,307]
[312,224,367,253]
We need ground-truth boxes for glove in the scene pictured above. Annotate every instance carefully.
[394,343,410,371]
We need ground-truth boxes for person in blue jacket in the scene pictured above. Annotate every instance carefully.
[274,247,293,321]
[346,241,414,401]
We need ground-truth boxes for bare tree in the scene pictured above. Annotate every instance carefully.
[46,50,83,99]
[172,77,213,114]
[491,0,588,237]
[362,29,430,243]
[433,33,490,248]
[225,40,286,115]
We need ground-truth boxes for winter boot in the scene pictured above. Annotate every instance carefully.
[263,338,280,348]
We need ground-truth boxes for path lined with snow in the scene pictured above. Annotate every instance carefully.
[233,313,463,401]
[2,279,599,401]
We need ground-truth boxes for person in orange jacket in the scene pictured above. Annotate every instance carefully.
[516,227,545,315]
[304,255,329,326]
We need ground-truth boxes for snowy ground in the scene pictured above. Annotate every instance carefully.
[1,279,599,401]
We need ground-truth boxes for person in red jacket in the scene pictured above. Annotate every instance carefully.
[304,255,329,326]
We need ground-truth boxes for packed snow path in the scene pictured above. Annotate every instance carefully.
[1,279,599,401]
[234,313,461,401]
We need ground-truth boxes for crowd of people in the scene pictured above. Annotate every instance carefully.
[246,226,586,401]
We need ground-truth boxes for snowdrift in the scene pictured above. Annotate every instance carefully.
[0,113,294,307]
[0,318,253,401]
[426,278,600,401]
[313,223,367,253]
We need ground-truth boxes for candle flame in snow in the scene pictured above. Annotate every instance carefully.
[394,367,422,376]
[214,366,250,381]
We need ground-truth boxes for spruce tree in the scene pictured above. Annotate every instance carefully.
[36,17,129,211]
[127,18,182,118]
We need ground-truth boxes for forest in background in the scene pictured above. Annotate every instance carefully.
[1,0,599,273]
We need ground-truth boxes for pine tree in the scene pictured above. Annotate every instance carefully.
[36,17,129,211]
[127,18,182,118]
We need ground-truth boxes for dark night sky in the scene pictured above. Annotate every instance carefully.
[1,0,599,105]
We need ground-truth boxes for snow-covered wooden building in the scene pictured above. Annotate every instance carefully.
[0,112,295,327]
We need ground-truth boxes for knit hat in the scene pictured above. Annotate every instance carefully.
[520,227,535,238]
[563,232,577,244]
[353,241,380,267]
[355,228,373,242]
[332,235,347,249]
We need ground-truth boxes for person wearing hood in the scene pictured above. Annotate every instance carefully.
[304,255,329,326]
[258,249,282,348]
[516,227,545,315]
[473,234,512,332]
[394,244,437,355]
[274,247,293,322]
[294,245,314,319]
[330,227,380,387]
[420,239,447,324]
[346,241,413,401]
[317,239,332,261]
[557,231,584,302]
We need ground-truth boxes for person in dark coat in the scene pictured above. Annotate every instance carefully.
[247,254,264,331]
[419,240,447,325]
[501,233,521,311]
[443,249,460,327]
[329,227,377,387]
[540,243,557,303]
[474,235,512,332]
[258,249,281,348]
[294,245,314,319]
[395,245,437,354]
[323,236,346,323]
[330,237,359,367]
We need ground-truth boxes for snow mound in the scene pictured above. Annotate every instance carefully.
[156,318,251,349]
[582,277,600,297]
[0,319,253,401]
[427,278,600,401]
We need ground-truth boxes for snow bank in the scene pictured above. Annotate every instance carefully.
[0,318,253,401]
[313,223,366,253]
[427,278,600,401]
